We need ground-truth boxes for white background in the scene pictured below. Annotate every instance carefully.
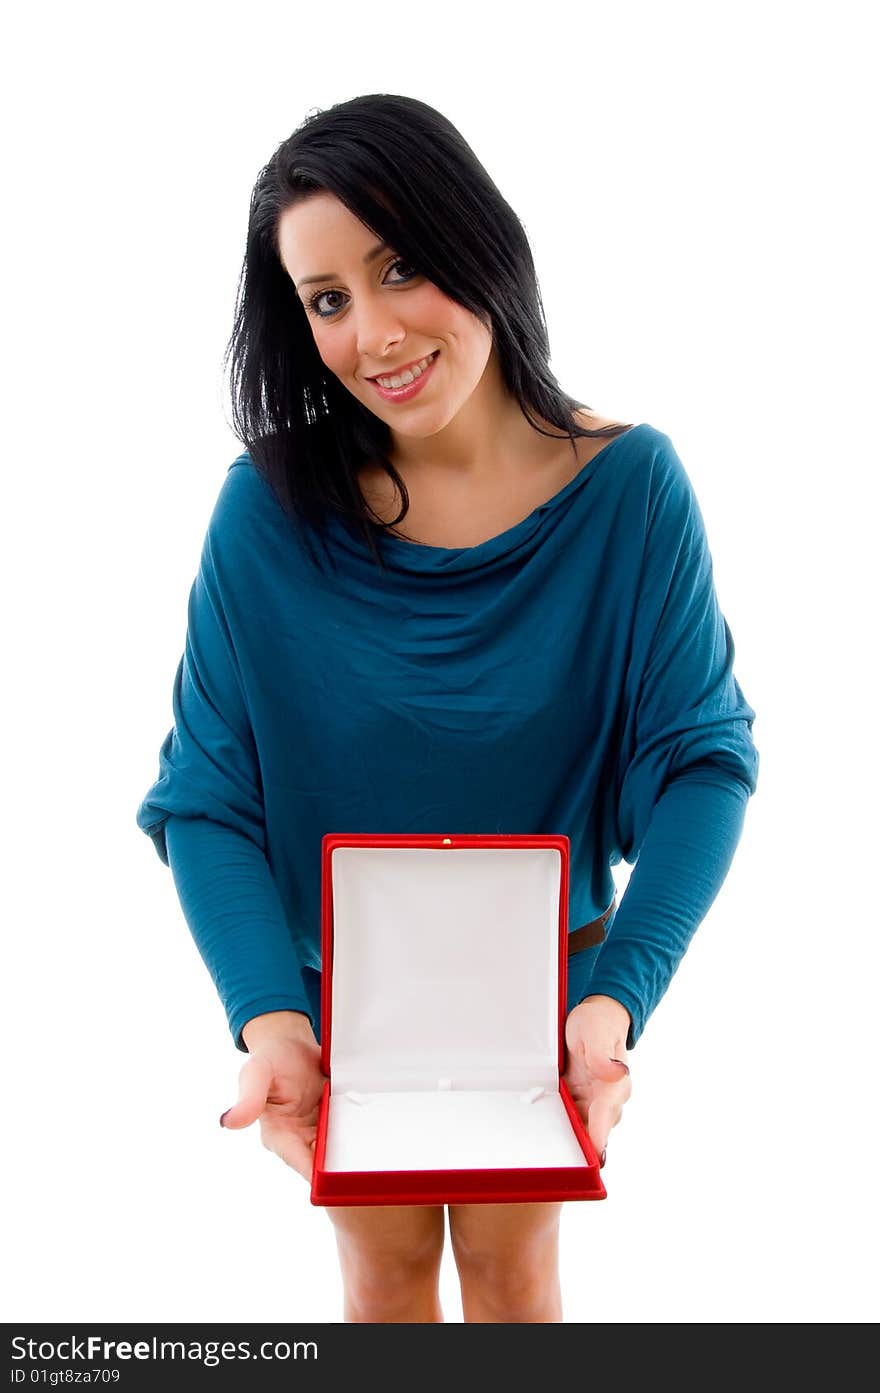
[4,0,877,1325]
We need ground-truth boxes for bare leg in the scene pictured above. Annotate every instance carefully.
[448,1202,564,1323]
[325,1203,446,1323]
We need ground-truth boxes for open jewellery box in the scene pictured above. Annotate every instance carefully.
[310,832,607,1206]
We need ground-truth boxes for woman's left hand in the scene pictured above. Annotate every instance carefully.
[563,994,633,1164]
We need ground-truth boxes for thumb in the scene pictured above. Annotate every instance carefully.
[586,1053,630,1085]
[220,1054,274,1130]
[579,1029,630,1085]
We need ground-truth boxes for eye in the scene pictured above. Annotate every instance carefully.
[304,258,418,320]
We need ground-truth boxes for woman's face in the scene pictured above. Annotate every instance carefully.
[277,192,494,438]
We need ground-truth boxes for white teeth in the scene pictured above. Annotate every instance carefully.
[376,352,435,389]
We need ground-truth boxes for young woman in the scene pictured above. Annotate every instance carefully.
[136,93,759,1322]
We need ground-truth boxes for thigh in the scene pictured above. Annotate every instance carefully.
[325,1203,446,1265]
[448,1201,563,1265]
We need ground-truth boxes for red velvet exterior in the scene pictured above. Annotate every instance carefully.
[311,832,607,1206]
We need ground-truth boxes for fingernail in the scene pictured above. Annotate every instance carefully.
[600,1149,607,1169]
[219,1109,231,1127]
[610,1057,630,1075]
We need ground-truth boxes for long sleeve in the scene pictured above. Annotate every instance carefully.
[165,815,315,1051]
[136,521,270,865]
[585,769,750,1046]
[586,440,760,1046]
[136,492,312,1049]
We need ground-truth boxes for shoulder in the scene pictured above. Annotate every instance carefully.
[574,411,673,462]
[207,450,288,548]
[219,449,271,514]
[203,447,335,587]
[578,418,696,536]
[575,413,679,486]
[619,425,707,545]
[194,450,299,594]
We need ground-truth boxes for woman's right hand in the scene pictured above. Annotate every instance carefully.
[220,1011,326,1183]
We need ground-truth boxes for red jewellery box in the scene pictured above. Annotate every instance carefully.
[310,832,607,1206]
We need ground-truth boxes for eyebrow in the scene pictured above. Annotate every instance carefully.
[295,240,390,291]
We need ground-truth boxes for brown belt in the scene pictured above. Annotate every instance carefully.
[567,895,617,953]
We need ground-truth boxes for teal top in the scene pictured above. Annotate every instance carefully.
[136,423,759,1051]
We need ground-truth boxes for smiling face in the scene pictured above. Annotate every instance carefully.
[277,192,495,442]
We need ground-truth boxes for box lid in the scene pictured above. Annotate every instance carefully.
[321,834,569,1094]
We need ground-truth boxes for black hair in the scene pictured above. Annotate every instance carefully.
[223,93,632,571]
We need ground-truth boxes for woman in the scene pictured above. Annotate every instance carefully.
[136,93,759,1322]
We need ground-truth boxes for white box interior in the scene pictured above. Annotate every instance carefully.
[324,845,590,1173]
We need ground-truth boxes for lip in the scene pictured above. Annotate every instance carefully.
[366,351,437,380]
[367,350,439,403]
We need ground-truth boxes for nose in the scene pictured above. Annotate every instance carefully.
[354,300,407,360]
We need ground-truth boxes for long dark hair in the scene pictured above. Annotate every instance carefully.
[223,93,632,571]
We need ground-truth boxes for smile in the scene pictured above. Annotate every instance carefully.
[368,350,440,403]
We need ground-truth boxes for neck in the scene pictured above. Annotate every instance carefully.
[387,353,570,484]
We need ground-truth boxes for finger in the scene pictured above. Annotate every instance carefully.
[586,1100,613,1157]
[220,1054,275,1130]
[262,1125,317,1183]
[587,1093,626,1157]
